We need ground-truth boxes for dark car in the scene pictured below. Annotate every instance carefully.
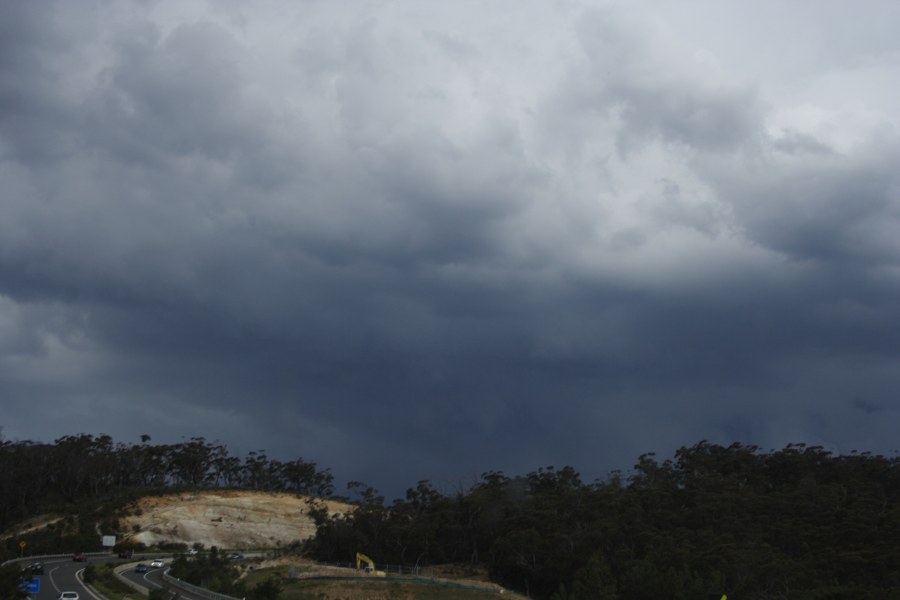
[134,563,148,573]
[117,549,133,559]
[72,553,87,562]
[21,562,44,576]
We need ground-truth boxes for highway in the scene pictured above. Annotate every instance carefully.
[12,554,221,600]
[25,556,86,600]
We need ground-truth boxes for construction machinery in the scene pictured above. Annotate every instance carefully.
[355,552,386,577]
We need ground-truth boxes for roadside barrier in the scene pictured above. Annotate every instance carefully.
[162,568,243,600]
[112,561,149,596]
[300,575,504,594]
[4,552,507,598]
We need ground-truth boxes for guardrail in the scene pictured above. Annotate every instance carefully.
[2,551,111,567]
[7,552,507,598]
[113,561,150,596]
[298,574,505,594]
[162,568,243,600]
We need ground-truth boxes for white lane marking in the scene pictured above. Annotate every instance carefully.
[48,564,62,594]
[143,571,162,588]
[75,566,108,600]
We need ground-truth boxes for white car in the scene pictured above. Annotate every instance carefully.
[58,593,80,600]
[149,558,166,568]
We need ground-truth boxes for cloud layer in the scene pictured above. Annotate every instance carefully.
[2,0,899,496]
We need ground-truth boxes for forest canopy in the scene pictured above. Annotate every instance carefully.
[2,435,898,599]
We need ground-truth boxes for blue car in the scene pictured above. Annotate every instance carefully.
[135,563,148,573]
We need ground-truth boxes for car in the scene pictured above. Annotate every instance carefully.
[227,552,244,560]
[72,552,87,562]
[134,563,148,573]
[149,558,166,568]
[118,549,134,558]
[187,548,198,556]
[58,593,80,600]
[21,561,44,575]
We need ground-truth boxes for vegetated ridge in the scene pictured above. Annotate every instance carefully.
[3,435,900,599]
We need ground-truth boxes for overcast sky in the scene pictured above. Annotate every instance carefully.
[2,0,899,497]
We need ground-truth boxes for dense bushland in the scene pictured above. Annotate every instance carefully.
[2,434,899,598]
[306,442,900,599]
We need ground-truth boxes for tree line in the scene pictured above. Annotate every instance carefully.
[0,433,334,536]
[306,442,900,599]
[2,435,899,598]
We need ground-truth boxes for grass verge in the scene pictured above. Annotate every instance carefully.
[241,566,523,600]
[83,562,144,600]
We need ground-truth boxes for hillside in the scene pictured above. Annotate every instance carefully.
[4,490,522,598]
[114,491,524,598]
[117,490,352,550]
[6,441,898,598]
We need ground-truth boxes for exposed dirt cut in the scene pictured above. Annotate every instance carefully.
[118,490,351,549]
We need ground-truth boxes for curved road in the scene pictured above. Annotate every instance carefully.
[14,554,215,600]
[12,555,104,600]
[120,557,216,600]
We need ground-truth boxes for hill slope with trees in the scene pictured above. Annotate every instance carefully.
[2,435,899,599]
[307,442,900,599]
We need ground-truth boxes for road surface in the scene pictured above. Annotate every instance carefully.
[14,554,218,600]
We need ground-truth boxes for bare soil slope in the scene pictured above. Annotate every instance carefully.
[118,490,351,549]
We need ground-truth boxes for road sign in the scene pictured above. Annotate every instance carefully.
[18,578,39,594]
[18,540,26,549]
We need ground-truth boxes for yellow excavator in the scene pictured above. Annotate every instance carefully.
[355,552,386,577]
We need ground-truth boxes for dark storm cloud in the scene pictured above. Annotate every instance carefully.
[2,1,899,496]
